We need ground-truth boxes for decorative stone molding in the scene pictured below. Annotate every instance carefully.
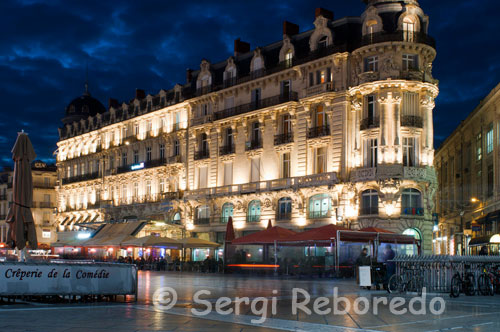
[350,167,376,182]
[378,92,402,105]
[245,148,263,158]
[309,16,333,52]
[358,71,380,84]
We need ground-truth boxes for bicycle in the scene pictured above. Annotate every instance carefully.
[450,264,475,298]
[478,264,498,296]
[388,263,422,294]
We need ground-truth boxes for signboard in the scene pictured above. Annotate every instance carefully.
[0,262,137,296]
[358,266,371,287]
[131,162,145,171]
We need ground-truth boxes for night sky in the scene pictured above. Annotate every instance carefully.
[0,0,499,165]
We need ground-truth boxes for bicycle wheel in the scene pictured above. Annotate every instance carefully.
[464,273,476,296]
[478,274,493,296]
[450,275,461,298]
[406,277,422,295]
[387,274,402,294]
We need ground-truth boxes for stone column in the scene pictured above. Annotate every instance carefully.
[378,91,400,164]
[351,98,362,168]
[420,94,435,165]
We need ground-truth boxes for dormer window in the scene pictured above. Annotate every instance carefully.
[365,19,378,35]
[403,16,416,41]
[284,49,293,68]
[318,36,328,50]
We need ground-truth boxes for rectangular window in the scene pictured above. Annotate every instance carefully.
[146,180,152,196]
[365,139,378,168]
[122,152,127,166]
[146,146,152,161]
[73,165,78,177]
[282,114,292,135]
[159,179,165,193]
[315,147,326,174]
[364,56,378,72]
[67,166,71,178]
[134,123,139,136]
[309,72,314,86]
[402,54,418,71]
[160,144,165,159]
[280,80,291,98]
[174,112,180,130]
[282,152,291,178]
[402,92,419,116]
[173,140,180,156]
[476,132,482,161]
[403,137,416,167]
[133,182,139,197]
[487,124,494,154]
[251,88,261,108]
[252,122,260,142]
[134,150,139,164]
[250,157,260,182]
[366,95,376,120]
[198,166,208,189]
[147,120,152,132]
[488,164,494,197]
[224,162,233,186]
[121,184,127,200]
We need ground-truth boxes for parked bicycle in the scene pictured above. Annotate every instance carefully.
[387,264,424,295]
[450,264,475,297]
[477,264,500,296]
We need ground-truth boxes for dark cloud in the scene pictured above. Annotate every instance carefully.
[0,0,499,164]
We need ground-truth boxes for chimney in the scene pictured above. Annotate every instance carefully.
[186,68,193,83]
[234,38,250,56]
[283,21,299,36]
[135,89,146,100]
[315,8,334,20]
[108,98,119,109]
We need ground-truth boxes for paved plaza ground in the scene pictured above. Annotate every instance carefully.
[1,271,500,331]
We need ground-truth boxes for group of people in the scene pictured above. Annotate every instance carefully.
[355,245,396,288]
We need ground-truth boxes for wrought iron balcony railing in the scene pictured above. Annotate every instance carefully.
[245,139,263,151]
[61,172,100,185]
[358,31,436,49]
[194,150,210,160]
[360,117,380,130]
[214,92,298,120]
[401,115,423,128]
[219,144,235,156]
[307,125,330,139]
[360,207,379,216]
[274,132,294,145]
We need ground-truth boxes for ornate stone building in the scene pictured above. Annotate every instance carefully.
[56,0,438,252]
[0,162,57,248]
[435,83,500,255]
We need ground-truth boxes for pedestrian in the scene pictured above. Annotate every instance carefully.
[355,248,371,287]
[479,246,488,256]
[383,244,396,287]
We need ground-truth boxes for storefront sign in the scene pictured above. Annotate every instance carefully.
[131,162,145,170]
[0,262,137,296]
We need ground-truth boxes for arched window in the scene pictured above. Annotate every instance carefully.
[318,36,328,50]
[221,203,233,223]
[195,205,210,225]
[403,228,421,240]
[401,188,423,215]
[402,16,416,41]
[284,49,293,68]
[361,190,378,215]
[168,211,182,225]
[309,194,331,219]
[277,197,292,220]
[247,200,261,222]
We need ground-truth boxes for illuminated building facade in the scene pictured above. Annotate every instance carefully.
[435,83,500,255]
[56,0,438,252]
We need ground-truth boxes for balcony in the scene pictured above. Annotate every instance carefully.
[307,125,330,139]
[116,158,166,174]
[247,215,260,223]
[194,150,210,160]
[276,212,291,221]
[358,31,436,49]
[223,77,237,88]
[196,85,213,96]
[274,133,293,146]
[360,117,380,130]
[194,217,210,225]
[214,92,298,120]
[37,202,56,209]
[358,71,380,84]
[305,82,334,97]
[401,115,423,128]
[185,172,338,198]
[191,115,212,126]
[167,155,182,164]
[33,182,53,189]
[245,139,262,151]
[61,172,100,185]
[219,144,235,156]
[350,167,376,182]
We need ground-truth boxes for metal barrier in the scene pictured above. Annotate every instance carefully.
[392,255,500,293]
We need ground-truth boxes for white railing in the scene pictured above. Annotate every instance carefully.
[185,172,338,198]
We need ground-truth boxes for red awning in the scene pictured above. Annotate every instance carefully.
[359,227,393,233]
[338,230,378,242]
[232,226,297,245]
[279,224,348,245]
[378,233,416,245]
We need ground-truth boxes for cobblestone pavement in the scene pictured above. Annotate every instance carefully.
[1,271,500,331]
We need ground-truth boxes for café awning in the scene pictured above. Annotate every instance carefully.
[122,235,181,249]
[232,226,297,245]
[279,224,348,245]
[83,221,146,247]
[179,238,220,248]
